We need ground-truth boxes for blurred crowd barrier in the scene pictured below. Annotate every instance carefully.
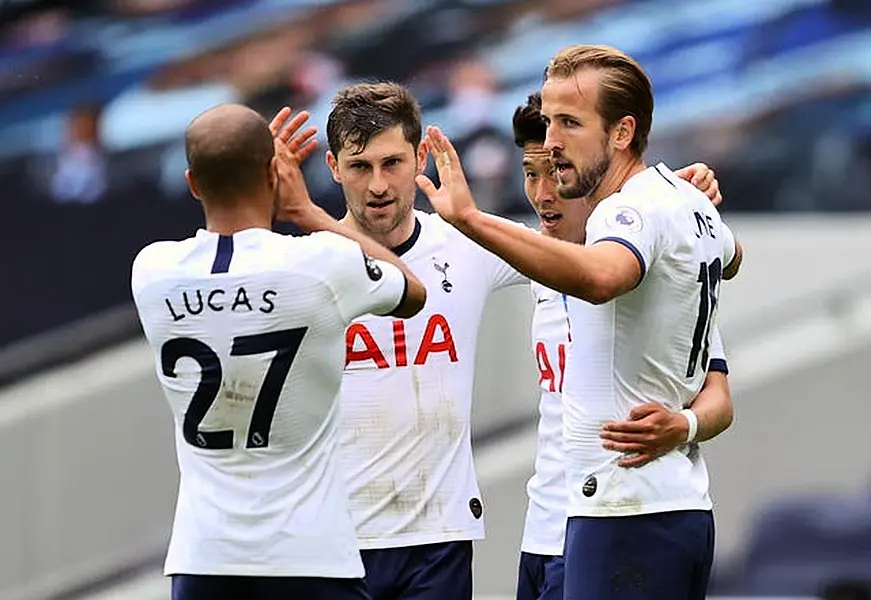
[2,0,871,348]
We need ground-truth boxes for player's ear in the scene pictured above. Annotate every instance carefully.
[184,169,203,201]
[611,115,636,152]
[416,141,428,175]
[325,151,341,184]
[267,156,278,190]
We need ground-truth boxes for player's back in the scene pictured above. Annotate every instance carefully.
[563,163,736,517]
[131,227,408,578]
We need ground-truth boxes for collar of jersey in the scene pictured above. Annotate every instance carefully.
[390,217,422,257]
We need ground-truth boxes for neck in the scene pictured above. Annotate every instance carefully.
[588,154,646,207]
[203,199,272,235]
[340,211,416,250]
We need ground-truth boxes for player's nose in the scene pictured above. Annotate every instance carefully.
[368,169,389,196]
[544,124,562,152]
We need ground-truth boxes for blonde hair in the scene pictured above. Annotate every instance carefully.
[545,45,653,156]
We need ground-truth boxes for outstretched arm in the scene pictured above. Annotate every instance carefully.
[416,126,641,304]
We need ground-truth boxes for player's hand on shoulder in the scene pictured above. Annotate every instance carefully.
[675,162,722,207]
[599,402,689,468]
[415,125,479,227]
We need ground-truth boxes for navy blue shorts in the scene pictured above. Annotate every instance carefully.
[563,510,715,600]
[361,541,473,600]
[516,552,565,600]
[171,574,372,600]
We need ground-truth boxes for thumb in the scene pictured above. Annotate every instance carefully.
[415,174,438,199]
[629,402,660,421]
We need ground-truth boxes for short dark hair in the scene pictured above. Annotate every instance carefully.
[546,44,653,156]
[512,92,547,148]
[185,105,274,201]
[326,82,422,156]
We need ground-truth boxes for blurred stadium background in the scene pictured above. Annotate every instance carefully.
[2,0,871,598]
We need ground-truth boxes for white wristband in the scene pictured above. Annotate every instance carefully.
[679,409,699,443]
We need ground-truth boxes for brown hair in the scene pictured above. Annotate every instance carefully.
[545,45,653,156]
[326,82,422,156]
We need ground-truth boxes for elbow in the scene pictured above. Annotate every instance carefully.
[581,271,630,305]
[392,281,426,319]
[723,241,743,281]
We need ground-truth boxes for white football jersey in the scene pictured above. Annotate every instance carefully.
[562,163,737,518]
[131,227,407,577]
[339,211,528,549]
[521,286,730,555]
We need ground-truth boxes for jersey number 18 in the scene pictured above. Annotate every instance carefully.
[686,258,721,378]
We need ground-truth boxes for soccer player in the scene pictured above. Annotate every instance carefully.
[512,92,735,600]
[131,104,425,600]
[416,44,742,599]
[321,82,725,600]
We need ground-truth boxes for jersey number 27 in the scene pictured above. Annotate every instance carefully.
[686,258,721,378]
[161,328,308,450]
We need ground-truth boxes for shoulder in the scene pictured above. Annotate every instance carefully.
[131,238,193,293]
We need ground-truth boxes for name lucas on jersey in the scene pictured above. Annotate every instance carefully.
[164,287,276,321]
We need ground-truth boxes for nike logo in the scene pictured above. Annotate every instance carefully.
[536,297,549,304]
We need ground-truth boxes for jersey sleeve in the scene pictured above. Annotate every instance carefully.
[707,325,729,374]
[721,221,737,270]
[585,193,660,284]
[313,232,408,321]
[483,215,532,291]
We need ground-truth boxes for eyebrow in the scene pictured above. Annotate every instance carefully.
[347,153,405,164]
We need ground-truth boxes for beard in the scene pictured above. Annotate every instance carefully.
[349,196,412,235]
[557,152,611,200]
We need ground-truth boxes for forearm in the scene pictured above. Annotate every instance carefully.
[293,205,420,289]
[456,210,623,303]
[723,239,743,280]
[687,372,733,442]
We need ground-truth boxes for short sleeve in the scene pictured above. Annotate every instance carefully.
[313,232,408,321]
[585,194,660,283]
[707,325,729,374]
[721,222,737,270]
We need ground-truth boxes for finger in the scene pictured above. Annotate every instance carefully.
[288,126,318,152]
[430,126,464,172]
[628,403,660,421]
[712,191,723,207]
[602,440,647,454]
[269,107,292,136]
[601,421,651,434]
[617,453,657,468]
[278,110,311,143]
[296,138,320,163]
[600,429,650,442]
[415,174,438,199]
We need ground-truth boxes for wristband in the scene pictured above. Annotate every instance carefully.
[679,408,699,443]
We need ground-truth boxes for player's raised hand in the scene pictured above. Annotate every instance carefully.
[269,107,319,164]
[272,122,321,228]
[675,162,721,206]
[599,403,690,468]
[415,125,478,226]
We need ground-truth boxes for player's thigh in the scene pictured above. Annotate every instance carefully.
[361,547,401,600]
[257,576,373,600]
[516,552,546,600]
[689,512,715,600]
[539,555,565,600]
[516,553,564,600]
[400,541,473,600]
[171,575,246,600]
[563,511,713,600]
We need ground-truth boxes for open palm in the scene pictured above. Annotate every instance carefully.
[415,126,479,225]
